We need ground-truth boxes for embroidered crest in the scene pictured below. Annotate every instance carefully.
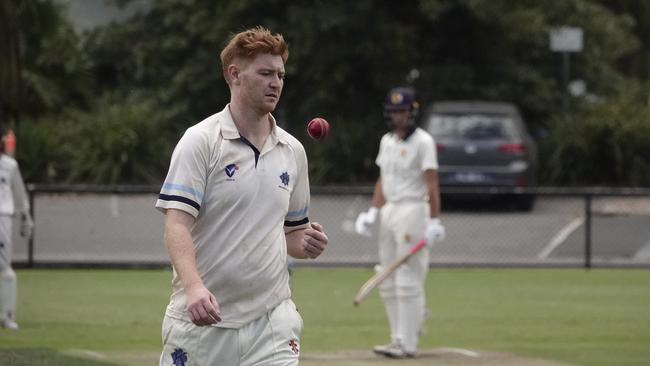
[171,348,188,366]
[404,234,412,243]
[225,163,238,178]
[280,171,290,186]
[289,339,300,355]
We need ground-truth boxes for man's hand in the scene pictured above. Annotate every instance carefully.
[303,222,328,259]
[185,283,221,326]
[354,207,378,237]
[20,212,34,239]
[424,218,445,247]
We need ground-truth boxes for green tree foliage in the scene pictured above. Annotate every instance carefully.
[17,93,172,184]
[417,0,638,125]
[541,84,650,186]
[79,0,642,185]
[6,0,650,186]
[598,0,650,81]
[14,116,71,183]
[64,93,173,184]
[0,0,92,123]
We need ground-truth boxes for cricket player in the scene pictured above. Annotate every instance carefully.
[155,26,328,366]
[0,126,33,330]
[355,86,445,358]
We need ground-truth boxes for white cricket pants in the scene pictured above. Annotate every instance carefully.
[159,298,303,366]
[0,216,17,323]
[377,201,430,353]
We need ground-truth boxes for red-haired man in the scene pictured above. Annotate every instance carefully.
[156,27,328,365]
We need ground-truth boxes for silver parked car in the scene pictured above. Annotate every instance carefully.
[422,101,538,210]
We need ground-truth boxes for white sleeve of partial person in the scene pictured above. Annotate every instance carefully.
[375,134,388,167]
[11,161,30,214]
[420,132,438,171]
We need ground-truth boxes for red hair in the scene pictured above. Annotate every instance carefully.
[220,26,289,83]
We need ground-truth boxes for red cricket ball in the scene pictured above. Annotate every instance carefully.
[307,117,330,141]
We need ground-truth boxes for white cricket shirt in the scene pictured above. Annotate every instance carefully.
[155,105,310,328]
[0,154,30,216]
[376,127,438,203]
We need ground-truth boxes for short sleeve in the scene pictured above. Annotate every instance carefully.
[420,132,438,171]
[11,161,30,213]
[155,129,209,218]
[284,143,310,233]
[375,134,388,168]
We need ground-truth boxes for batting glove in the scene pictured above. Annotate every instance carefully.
[354,207,378,237]
[20,212,34,239]
[424,218,445,247]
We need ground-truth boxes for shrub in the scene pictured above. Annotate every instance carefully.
[541,89,650,186]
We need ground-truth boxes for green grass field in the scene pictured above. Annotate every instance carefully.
[1,268,649,365]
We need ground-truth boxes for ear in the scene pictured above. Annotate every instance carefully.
[227,64,241,85]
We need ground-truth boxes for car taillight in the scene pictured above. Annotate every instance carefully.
[515,176,528,187]
[498,143,525,154]
[436,143,445,152]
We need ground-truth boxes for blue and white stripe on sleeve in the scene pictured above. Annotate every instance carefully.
[156,182,204,217]
[284,205,309,227]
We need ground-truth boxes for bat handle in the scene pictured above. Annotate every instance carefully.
[410,240,427,254]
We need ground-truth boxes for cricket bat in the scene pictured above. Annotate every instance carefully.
[353,239,427,306]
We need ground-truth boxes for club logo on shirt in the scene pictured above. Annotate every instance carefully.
[171,348,187,366]
[289,339,300,355]
[404,234,412,243]
[225,163,239,179]
[278,171,290,192]
[280,172,290,186]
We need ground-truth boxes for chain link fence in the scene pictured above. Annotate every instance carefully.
[11,185,650,269]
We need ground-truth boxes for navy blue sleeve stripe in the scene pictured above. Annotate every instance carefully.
[284,217,309,227]
[159,194,201,211]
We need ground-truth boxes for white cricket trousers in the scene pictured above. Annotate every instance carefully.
[159,298,303,366]
[377,201,430,353]
[0,216,17,323]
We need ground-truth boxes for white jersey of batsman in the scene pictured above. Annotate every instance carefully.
[376,127,438,203]
[155,105,310,329]
[0,154,30,217]
[375,126,438,353]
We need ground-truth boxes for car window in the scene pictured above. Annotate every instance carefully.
[427,114,518,139]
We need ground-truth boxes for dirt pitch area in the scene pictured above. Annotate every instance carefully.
[299,348,574,366]
[79,348,574,366]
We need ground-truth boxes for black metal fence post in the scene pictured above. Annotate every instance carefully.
[584,194,592,269]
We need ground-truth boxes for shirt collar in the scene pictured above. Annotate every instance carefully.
[402,125,417,141]
[220,104,289,145]
[219,105,241,140]
[390,125,417,141]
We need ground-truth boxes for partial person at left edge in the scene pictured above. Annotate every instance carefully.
[0,126,34,330]
[155,26,328,365]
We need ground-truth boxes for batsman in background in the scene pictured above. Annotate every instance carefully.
[0,126,33,330]
[155,26,328,365]
[355,86,445,358]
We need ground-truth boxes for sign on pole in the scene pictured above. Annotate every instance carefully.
[549,26,584,111]
[550,27,583,52]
